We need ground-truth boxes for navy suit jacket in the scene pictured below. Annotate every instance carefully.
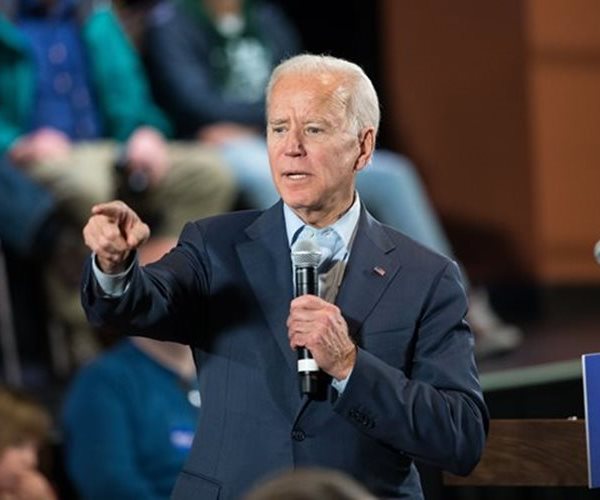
[82,201,488,499]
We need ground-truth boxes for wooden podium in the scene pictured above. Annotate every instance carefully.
[444,419,587,487]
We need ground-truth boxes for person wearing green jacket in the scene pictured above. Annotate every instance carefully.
[0,0,236,367]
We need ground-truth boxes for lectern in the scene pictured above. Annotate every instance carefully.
[444,419,587,487]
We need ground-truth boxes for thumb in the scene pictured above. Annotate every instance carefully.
[125,219,151,248]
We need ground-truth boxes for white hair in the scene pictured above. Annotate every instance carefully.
[266,54,380,137]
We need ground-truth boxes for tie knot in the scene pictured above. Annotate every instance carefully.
[296,226,344,273]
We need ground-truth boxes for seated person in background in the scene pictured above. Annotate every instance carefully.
[62,239,200,500]
[243,467,376,500]
[0,156,57,261]
[0,154,85,306]
[142,0,521,358]
[0,385,56,500]
[62,337,199,499]
[0,0,236,366]
[0,156,80,383]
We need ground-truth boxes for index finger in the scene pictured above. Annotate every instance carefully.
[90,200,130,220]
[291,294,330,311]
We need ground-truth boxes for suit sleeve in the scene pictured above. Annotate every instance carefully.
[80,222,210,344]
[333,260,488,475]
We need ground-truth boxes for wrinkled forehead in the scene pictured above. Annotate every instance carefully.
[267,72,351,119]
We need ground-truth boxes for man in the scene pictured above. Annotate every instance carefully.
[143,0,522,358]
[81,55,488,499]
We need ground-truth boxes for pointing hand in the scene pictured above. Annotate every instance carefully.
[82,200,150,273]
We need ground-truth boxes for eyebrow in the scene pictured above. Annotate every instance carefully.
[268,118,289,126]
[268,117,334,127]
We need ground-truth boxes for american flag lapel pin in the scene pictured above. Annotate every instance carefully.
[373,266,386,277]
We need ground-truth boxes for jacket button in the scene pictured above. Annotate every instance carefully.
[291,429,306,441]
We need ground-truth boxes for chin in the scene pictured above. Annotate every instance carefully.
[281,191,314,209]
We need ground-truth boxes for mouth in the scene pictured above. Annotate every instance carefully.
[283,171,310,180]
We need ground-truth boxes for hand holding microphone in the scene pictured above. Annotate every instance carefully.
[291,239,321,395]
[289,239,356,396]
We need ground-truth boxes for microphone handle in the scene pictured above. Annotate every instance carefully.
[298,347,319,395]
[294,266,319,396]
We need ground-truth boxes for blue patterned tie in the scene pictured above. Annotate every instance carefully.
[296,226,345,274]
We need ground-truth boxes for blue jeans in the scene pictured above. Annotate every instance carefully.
[220,136,454,259]
[0,158,55,256]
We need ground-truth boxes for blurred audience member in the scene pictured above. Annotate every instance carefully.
[0,0,236,366]
[0,157,57,261]
[62,337,199,499]
[243,468,376,500]
[143,0,522,358]
[0,156,68,383]
[0,385,56,500]
[62,239,200,500]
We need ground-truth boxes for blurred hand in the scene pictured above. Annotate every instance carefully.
[196,122,259,146]
[125,127,170,187]
[9,128,71,167]
[287,295,356,380]
[83,200,150,274]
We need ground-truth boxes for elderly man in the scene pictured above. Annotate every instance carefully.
[81,54,488,499]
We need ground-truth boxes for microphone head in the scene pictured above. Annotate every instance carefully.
[291,239,322,268]
[595,240,600,265]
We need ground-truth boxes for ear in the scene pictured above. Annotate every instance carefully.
[354,127,375,173]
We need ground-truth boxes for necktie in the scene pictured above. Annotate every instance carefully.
[295,226,345,274]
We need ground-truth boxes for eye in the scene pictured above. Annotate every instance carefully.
[305,126,323,135]
[270,125,286,135]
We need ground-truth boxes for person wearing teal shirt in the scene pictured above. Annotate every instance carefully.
[62,337,200,500]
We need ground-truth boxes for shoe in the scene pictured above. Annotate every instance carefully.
[467,288,523,360]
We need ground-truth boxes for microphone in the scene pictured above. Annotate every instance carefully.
[291,238,321,396]
[595,240,600,265]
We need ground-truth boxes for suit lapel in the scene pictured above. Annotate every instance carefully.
[236,202,296,372]
[294,208,403,424]
[236,203,402,422]
[336,207,402,342]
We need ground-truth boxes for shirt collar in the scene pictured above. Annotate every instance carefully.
[283,192,361,250]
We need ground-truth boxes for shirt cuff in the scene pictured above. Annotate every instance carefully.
[331,369,353,395]
[91,253,136,297]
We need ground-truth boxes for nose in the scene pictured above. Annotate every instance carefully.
[283,128,305,157]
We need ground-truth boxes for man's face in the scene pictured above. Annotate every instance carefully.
[266,73,373,227]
